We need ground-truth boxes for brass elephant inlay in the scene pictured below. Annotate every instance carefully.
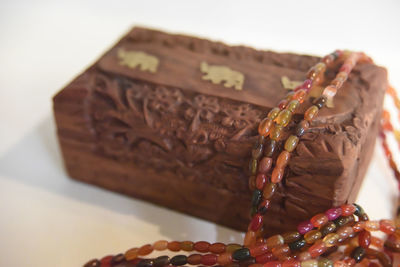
[200,62,244,90]
[281,76,303,90]
[117,49,159,73]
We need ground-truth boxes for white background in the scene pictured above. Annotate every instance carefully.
[1,1,400,266]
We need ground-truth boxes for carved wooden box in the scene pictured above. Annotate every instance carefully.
[53,27,387,234]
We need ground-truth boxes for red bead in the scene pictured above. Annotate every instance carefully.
[310,213,328,228]
[256,174,267,190]
[138,244,154,255]
[358,230,371,249]
[341,204,356,216]
[100,255,113,267]
[188,254,202,265]
[194,241,210,252]
[250,244,269,257]
[297,221,313,235]
[278,99,288,110]
[299,79,313,91]
[201,254,217,266]
[264,261,282,267]
[167,241,180,252]
[250,214,264,231]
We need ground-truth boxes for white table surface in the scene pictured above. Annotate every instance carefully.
[1,1,400,266]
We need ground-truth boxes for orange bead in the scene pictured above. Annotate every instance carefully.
[322,233,339,247]
[310,213,328,228]
[244,231,257,247]
[188,254,202,265]
[379,219,395,234]
[263,183,278,199]
[268,107,280,120]
[271,167,284,183]
[266,235,284,249]
[249,243,269,257]
[276,151,291,168]
[138,244,153,255]
[272,244,290,258]
[153,240,168,251]
[167,241,181,252]
[370,236,384,248]
[304,230,322,244]
[217,253,232,265]
[364,221,380,231]
[353,221,365,232]
[124,248,139,260]
[358,230,371,248]
[292,89,307,103]
[209,242,226,254]
[258,118,273,137]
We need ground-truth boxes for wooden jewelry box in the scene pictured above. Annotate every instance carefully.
[53,27,387,235]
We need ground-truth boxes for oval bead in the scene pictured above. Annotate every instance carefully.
[322,86,337,100]
[111,254,124,265]
[358,230,371,248]
[255,173,267,190]
[278,99,288,110]
[304,105,319,121]
[217,253,233,265]
[270,124,283,140]
[271,167,284,183]
[249,243,269,257]
[379,219,395,234]
[276,151,291,168]
[293,89,307,103]
[84,259,100,267]
[297,220,314,235]
[310,213,328,228]
[255,252,274,264]
[287,100,300,112]
[295,120,309,137]
[187,254,202,265]
[297,251,311,261]
[232,248,251,261]
[308,240,327,258]
[341,204,356,216]
[264,139,277,157]
[263,183,277,199]
[154,256,170,267]
[320,222,336,237]
[336,226,354,243]
[364,221,379,231]
[201,254,217,266]
[304,230,322,244]
[272,244,290,258]
[284,135,299,153]
[275,110,292,127]
[288,238,306,251]
[317,258,333,267]
[351,247,365,263]
[167,241,181,252]
[300,259,318,267]
[125,248,139,260]
[249,175,256,191]
[170,255,187,266]
[249,159,258,175]
[282,231,301,243]
[226,243,242,253]
[138,244,154,255]
[209,242,226,254]
[314,96,327,109]
[137,259,154,267]
[250,214,264,231]
[322,233,339,247]
[258,199,271,214]
[252,143,264,160]
[153,240,168,251]
[181,241,194,251]
[268,107,280,120]
[244,230,256,247]
[258,157,273,174]
[325,207,342,221]
[258,118,273,137]
[194,241,210,252]
[252,189,262,206]
[282,259,300,267]
[266,235,284,249]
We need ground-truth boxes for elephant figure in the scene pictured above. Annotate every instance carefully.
[200,61,244,90]
[117,49,159,73]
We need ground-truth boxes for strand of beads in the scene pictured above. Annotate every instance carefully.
[247,50,344,247]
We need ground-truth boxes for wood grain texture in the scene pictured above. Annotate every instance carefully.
[53,27,387,234]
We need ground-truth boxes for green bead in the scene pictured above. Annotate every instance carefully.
[137,259,154,267]
[249,159,258,175]
[154,256,170,267]
[317,258,333,267]
[288,238,306,251]
[170,255,187,266]
[251,189,262,207]
[232,248,251,261]
[284,135,299,152]
[274,109,292,127]
[320,221,336,237]
[287,100,300,112]
[268,107,280,120]
[264,139,277,157]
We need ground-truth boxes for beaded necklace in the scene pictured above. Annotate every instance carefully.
[84,51,400,267]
